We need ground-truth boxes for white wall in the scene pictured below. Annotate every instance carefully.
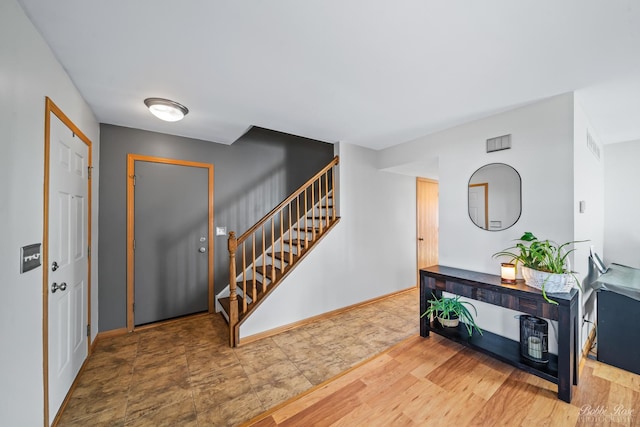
[0,1,100,425]
[378,94,576,352]
[604,139,640,268]
[240,142,416,338]
[573,97,605,345]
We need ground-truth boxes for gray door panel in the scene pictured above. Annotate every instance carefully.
[134,161,209,325]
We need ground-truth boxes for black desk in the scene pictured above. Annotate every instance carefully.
[420,265,579,403]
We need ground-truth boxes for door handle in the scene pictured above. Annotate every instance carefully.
[51,261,59,271]
[199,247,206,253]
[51,282,67,293]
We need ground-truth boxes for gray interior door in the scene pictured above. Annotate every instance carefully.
[134,161,209,326]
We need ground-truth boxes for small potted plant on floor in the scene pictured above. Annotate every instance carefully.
[421,294,483,336]
[493,231,585,304]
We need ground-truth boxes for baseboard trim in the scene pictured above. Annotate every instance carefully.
[133,312,210,333]
[237,287,417,346]
[94,327,129,343]
[579,323,597,375]
[94,311,213,344]
[51,355,92,427]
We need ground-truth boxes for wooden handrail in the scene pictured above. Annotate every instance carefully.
[237,156,339,244]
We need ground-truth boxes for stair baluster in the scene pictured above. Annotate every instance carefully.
[241,241,247,314]
[325,172,330,229]
[227,232,238,347]
[252,234,257,303]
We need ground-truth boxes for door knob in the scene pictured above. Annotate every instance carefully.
[51,282,67,293]
[51,261,59,271]
[199,247,206,253]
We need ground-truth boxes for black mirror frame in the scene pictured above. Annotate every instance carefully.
[468,162,522,232]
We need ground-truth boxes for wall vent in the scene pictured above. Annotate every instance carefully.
[586,131,601,161]
[486,134,511,153]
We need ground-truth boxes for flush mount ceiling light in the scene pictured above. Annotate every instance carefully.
[143,97,189,122]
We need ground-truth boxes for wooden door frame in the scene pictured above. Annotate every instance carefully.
[416,177,438,286]
[42,97,93,426]
[469,182,489,229]
[126,154,214,332]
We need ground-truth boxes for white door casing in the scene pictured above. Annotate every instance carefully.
[126,154,214,332]
[45,99,91,425]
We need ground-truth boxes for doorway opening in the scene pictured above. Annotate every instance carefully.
[416,177,438,284]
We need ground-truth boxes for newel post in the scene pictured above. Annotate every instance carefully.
[227,231,238,346]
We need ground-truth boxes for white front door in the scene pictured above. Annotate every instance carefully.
[47,111,89,425]
[468,183,488,230]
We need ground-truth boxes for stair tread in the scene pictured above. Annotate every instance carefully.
[238,275,266,287]
[238,277,270,299]
[218,296,243,321]
[255,265,284,281]
[268,251,299,262]
[283,239,307,247]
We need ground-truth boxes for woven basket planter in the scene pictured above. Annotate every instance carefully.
[437,316,460,328]
[521,266,575,294]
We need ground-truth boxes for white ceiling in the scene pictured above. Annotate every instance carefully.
[17,0,640,149]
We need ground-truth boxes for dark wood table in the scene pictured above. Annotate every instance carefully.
[420,265,579,403]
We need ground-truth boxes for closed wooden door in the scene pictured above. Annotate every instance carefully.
[416,178,438,275]
[46,103,91,425]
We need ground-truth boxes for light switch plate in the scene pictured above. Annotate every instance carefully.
[579,200,586,213]
[216,226,227,236]
[21,243,41,273]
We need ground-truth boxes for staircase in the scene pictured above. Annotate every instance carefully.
[218,156,340,346]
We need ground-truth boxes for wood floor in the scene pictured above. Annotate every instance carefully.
[245,335,640,426]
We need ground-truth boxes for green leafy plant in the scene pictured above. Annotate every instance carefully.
[493,232,585,303]
[421,294,483,336]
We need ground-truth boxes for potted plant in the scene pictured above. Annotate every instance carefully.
[493,232,585,304]
[421,294,483,336]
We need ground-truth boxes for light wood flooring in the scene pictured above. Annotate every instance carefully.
[57,287,640,426]
[244,335,640,426]
[56,289,419,426]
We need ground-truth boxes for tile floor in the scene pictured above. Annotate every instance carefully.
[57,289,419,426]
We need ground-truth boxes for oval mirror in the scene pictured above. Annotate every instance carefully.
[468,163,521,231]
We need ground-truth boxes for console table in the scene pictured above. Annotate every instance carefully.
[420,265,579,403]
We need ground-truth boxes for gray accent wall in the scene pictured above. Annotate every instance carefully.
[98,124,333,331]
